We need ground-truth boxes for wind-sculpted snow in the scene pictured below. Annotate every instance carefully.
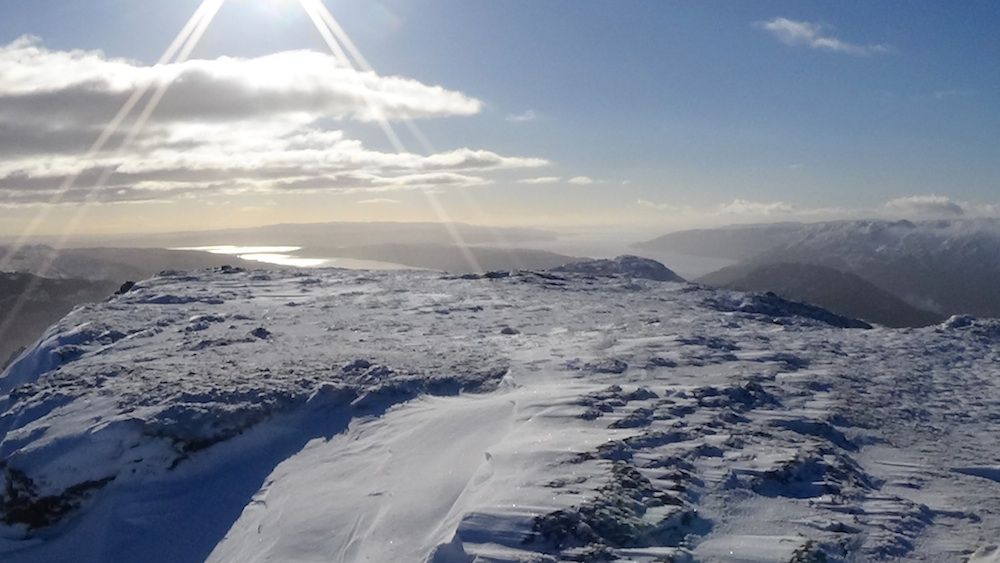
[0,267,998,562]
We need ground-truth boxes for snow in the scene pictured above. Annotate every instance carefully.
[653,218,1000,318]
[552,255,685,282]
[1,266,999,561]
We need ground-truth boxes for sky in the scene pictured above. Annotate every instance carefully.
[0,0,998,237]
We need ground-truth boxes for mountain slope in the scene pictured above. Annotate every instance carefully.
[638,219,1000,317]
[634,222,809,261]
[0,273,118,367]
[700,262,944,328]
[1,267,998,561]
[552,255,686,282]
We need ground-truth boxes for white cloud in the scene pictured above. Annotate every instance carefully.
[756,18,891,56]
[883,195,965,217]
[638,197,844,220]
[638,194,1000,224]
[357,198,400,205]
[716,199,796,216]
[506,110,538,122]
[515,175,595,187]
[517,176,561,185]
[637,199,691,213]
[0,37,550,206]
[0,37,482,125]
[932,89,975,101]
[419,149,547,171]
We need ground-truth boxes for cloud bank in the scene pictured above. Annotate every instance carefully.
[638,194,998,224]
[883,195,966,218]
[0,37,548,207]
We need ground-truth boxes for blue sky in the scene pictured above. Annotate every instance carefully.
[0,1,998,234]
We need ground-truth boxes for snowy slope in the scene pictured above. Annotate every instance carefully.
[1,266,999,562]
[638,219,1000,317]
[553,255,685,282]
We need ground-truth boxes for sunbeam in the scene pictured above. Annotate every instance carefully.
[302,0,435,154]
[297,0,404,150]
[0,0,228,346]
[301,0,521,267]
[0,0,226,273]
[34,0,228,258]
[297,0,485,274]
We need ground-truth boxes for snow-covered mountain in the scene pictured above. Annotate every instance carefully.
[699,262,943,328]
[1,265,999,562]
[553,255,686,282]
[637,219,1000,317]
[635,222,814,262]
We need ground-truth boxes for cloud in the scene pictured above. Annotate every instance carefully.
[0,37,482,126]
[637,194,999,225]
[515,176,597,186]
[756,18,891,56]
[932,89,975,101]
[0,37,550,206]
[357,198,400,205]
[419,149,547,171]
[883,195,965,217]
[716,199,796,216]
[517,176,561,185]
[638,197,842,220]
[637,199,691,213]
[506,110,538,122]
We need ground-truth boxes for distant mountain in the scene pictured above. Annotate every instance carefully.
[318,243,578,273]
[634,222,810,261]
[552,255,686,282]
[1,245,259,282]
[639,219,1000,318]
[699,262,944,328]
[0,273,118,367]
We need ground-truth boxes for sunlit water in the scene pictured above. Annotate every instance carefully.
[175,246,413,270]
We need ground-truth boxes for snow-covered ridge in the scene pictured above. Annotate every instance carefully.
[1,267,998,562]
[552,255,686,282]
[638,218,1000,318]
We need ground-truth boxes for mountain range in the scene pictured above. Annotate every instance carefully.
[637,219,1000,322]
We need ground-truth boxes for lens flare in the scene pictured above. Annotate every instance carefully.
[297,0,486,274]
[0,0,228,345]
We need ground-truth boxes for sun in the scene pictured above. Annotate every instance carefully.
[232,0,298,15]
